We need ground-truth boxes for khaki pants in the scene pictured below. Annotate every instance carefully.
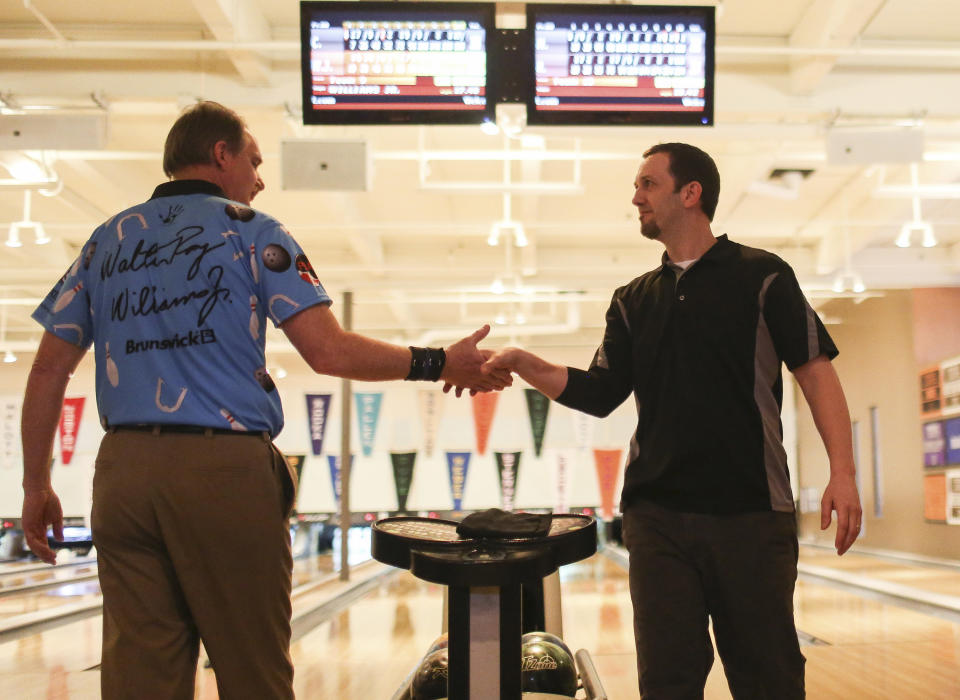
[92,429,296,700]
[622,500,805,700]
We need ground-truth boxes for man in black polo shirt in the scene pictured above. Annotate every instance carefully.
[482,142,861,698]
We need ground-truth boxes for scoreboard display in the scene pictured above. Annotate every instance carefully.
[300,2,496,125]
[526,4,715,126]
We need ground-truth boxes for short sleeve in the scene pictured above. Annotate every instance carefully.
[31,252,94,349]
[253,222,332,326]
[763,264,837,370]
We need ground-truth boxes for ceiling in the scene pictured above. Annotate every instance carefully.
[2,0,960,362]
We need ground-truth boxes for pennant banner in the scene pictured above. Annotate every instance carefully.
[553,450,571,514]
[572,411,594,452]
[418,390,443,457]
[58,397,85,465]
[593,448,623,521]
[327,454,355,506]
[524,389,551,457]
[471,392,499,456]
[1,397,21,471]
[284,454,306,511]
[355,392,383,457]
[390,452,417,512]
[445,451,472,511]
[305,393,332,456]
[494,451,522,512]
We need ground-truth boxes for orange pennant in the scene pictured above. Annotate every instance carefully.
[593,448,622,521]
[471,392,499,455]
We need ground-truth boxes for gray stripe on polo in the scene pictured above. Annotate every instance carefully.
[755,272,794,512]
[616,297,631,333]
[627,393,641,464]
[805,299,819,360]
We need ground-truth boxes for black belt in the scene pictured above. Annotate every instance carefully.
[110,424,266,438]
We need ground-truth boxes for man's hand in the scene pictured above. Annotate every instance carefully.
[482,347,528,375]
[820,471,861,556]
[440,325,513,397]
[22,488,64,565]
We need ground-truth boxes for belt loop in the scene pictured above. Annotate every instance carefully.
[151,425,161,437]
[203,427,214,439]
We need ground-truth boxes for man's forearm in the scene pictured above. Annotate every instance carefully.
[793,356,855,474]
[22,365,72,490]
[494,349,568,399]
[22,333,86,491]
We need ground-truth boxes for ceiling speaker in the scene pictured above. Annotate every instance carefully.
[826,127,924,165]
[0,112,108,151]
[281,140,369,191]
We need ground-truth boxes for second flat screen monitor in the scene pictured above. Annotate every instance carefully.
[526,4,715,126]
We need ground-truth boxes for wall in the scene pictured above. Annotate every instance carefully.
[795,290,960,560]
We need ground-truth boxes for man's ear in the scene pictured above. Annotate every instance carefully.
[212,140,230,169]
[681,180,703,210]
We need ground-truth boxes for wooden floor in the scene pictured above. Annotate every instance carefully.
[1,545,959,699]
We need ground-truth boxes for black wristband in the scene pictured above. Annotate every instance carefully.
[406,346,446,381]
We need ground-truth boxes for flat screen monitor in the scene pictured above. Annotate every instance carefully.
[300,1,497,125]
[526,4,715,126]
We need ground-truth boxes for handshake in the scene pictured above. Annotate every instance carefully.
[439,324,559,399]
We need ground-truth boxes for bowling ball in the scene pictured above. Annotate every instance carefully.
[521,631,573,659]
[224,203,255,221]
[261,243,291,272]
[520,640,578,697]
[411,648,448,700]
[425,632,448,657]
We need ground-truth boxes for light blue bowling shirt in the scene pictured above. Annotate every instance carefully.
[32,180,331,437]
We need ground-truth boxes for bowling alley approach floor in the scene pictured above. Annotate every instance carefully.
[1,544,960,698]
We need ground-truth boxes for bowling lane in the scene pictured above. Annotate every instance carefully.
[799,543,960,599]
[0,579,101,622]
[0,559,97,592]
[277,571,446,699]
[0,548,345,624]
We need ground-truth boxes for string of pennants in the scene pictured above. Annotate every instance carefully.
[284,447,623,520]
[305,388,558,460]
[304,390,625,519]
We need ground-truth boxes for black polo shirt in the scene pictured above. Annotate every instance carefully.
[557,235,837,515]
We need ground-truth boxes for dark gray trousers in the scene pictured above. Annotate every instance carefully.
[621,500,805,699]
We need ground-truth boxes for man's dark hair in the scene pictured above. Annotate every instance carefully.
[163,101,247,177]
[643,142,721,221]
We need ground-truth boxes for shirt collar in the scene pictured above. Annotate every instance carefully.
[659,234,732,272]
[150,179,227,200]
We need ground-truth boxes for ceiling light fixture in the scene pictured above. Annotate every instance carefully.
[2,351,15,364]
[5,226,22,248]
[831,272,866,294]
[8,190,49,247]
[896,164,936,248]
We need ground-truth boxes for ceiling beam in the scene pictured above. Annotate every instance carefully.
[188,0,273,87]
[788,0,888,94]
